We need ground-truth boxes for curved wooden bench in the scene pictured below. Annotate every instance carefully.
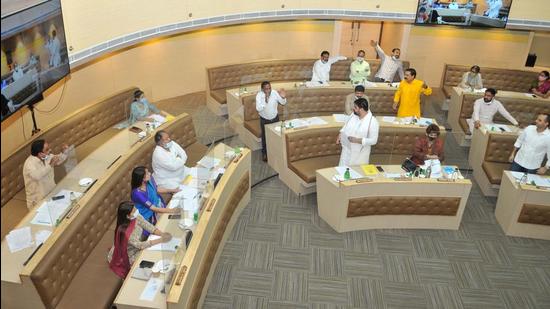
[441,64,539,99]
[242,87,396,138]
[457,93,549,135]
[285,126,446,184]
[206,58,410,115]
[24,114,206,309]
[1,87,138,209]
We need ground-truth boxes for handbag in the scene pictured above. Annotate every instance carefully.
[401,158,418,173]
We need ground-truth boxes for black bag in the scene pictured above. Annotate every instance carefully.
[401,158,418,173]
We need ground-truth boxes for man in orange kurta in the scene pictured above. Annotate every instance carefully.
[393,68,432,118]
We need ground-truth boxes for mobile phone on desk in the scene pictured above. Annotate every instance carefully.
[51,195,64,201]
[376,166,385,172]
[168,214,181,220]
[139,260,155,269]
[499,127,506,132]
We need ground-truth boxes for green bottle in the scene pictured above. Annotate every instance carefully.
[193,208,199,224]
[344,168,351,180]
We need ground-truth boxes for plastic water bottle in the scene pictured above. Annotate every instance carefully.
[519,173,528,185]
[193,207,199,224]
[426,165,432,178]
[280,120,285,132]
[452,168,459,181]
[69,192,77,205]
[344,168,351,180]
[145,123,151,136]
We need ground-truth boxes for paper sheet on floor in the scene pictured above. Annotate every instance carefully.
[6,227,33,253]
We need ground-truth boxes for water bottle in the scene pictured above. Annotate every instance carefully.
[452,168,459,181]
[280,120,285,132]
[69,192,77,205]
[426,165,432,178]
[519,173,528,185]
[344,168,351,180]
[145,123,151,136]
[193,208,199,224]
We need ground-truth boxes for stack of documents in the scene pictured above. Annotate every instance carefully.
[333,114,349,123]
[510,172,550,187]
[286,118,309,129]
[197,157,221,169]
[305,117,328,126]
[333,166,362,181]
[31,190,82,226]
[146,236,182,252]
[6,227,33,253]
[149,114,167,124]
[422,159,442,178]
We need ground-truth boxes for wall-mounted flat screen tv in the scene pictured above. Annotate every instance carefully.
[415,0,513,28]
[1,0,70,121]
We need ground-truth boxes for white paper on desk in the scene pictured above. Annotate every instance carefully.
[149,114,166,124]
[306,117,328,126]
[474,88,487,93]
[334,166,362,180]
[365,81,378,87]
[6,227,33,253]
[305,81,329,88]
[146,236,182,252]
[382,116,396,123]
[484,124,511,132]
[384,173,403,178]
[418,118,434,126]
[139,278,163,301]
[31,211,55,226]
[35,230,52,245]
[423,159,442,178]
[287,118,308,129]
[197,157,221,169]
[186,166,212,180]
[511,172,550,187]
[333,114,349,123]
[391,82,400,88]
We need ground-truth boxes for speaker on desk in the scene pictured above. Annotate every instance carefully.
[525,53,537,67]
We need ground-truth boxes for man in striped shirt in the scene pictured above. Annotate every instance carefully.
[370,40,404,83]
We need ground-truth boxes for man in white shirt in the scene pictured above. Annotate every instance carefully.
[256,81,287,162]
[23,139,69,209]
[485,0,502,19]
[337,97,380,166]
[509,113,550,175]
[152,130,188,190]
[468,88,518,133]
[311,51,347,84]
[370,40,404,82]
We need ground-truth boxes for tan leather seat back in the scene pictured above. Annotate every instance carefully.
[0,87,138,207]
[208,59,410,91]
[372,131,427,156]
[30,114,200,309]
[242,88,396,122]
[442,64,538,91]
[484,134,515,163]
[286,127,341,163]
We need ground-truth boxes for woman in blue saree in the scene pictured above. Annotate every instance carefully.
[130,166,179,236]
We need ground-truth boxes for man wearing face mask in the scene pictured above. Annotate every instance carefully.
[337,97,379,166]
[410,124,445,165]
[459,65,484,91]
[23,139,69,209]
[467,88,518,133]
[344,85,368,115]
[311,51,347,84]
[349,50,371,85]
[370,40,404,82]
[152,130,188,190]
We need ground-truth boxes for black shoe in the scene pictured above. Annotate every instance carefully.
[262,154,267,162]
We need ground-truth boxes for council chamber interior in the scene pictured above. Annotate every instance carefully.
[1,0,549,308]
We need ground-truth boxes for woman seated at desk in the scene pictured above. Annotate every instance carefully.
[410,124,445,165]
[530,70,550,99]
[459,65,483,91]
[128,89,165,125]
[131,166,180,233]
[108,201,172,278]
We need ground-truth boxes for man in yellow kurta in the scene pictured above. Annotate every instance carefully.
[393,68,432,118]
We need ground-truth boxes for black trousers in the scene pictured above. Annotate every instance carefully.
[260,115,279,155]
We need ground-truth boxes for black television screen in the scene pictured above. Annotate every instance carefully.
[1,0,70,121]
[415,0,513,28]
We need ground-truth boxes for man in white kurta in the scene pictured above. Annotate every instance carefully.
[47,30,62,67]
[338,97,380,166]
[23,140,68,209]
[311,51,346,84]
[152,130,188,190]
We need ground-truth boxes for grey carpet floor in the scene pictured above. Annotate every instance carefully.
[158,90,550,309]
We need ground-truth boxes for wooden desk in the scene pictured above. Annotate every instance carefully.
[226,81,398,150]
[495,171,550,240]
[468,125,519,197]
[316,165,472,233]
[114,144,251,309]
[1,115,173,307]
[447,86,547,146]
[265,115,445,195]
